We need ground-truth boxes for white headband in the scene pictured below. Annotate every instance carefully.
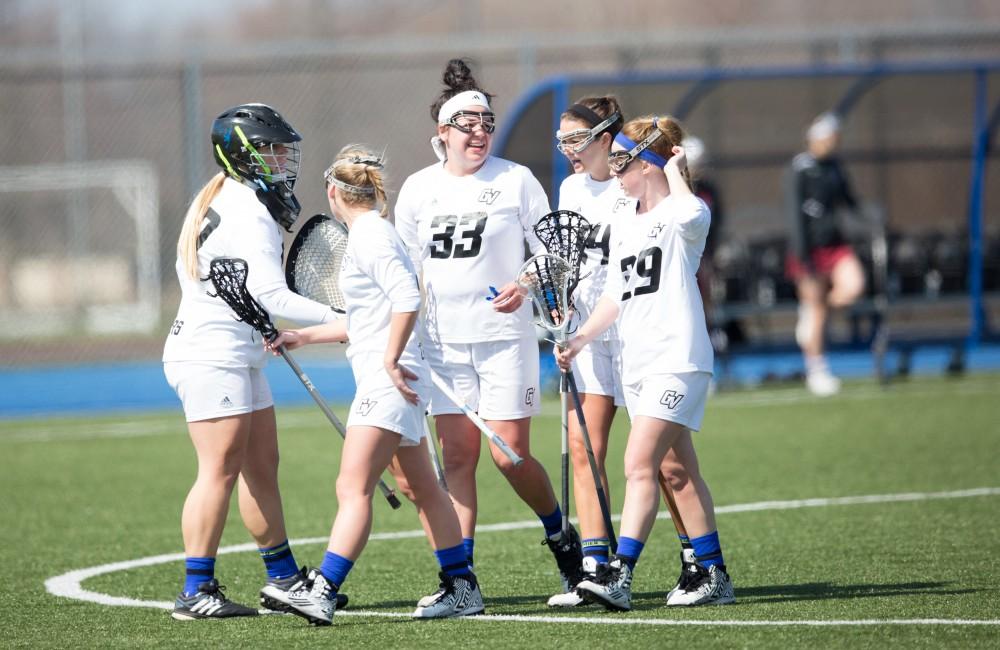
[437,90,491,124]
[807,113,840,141]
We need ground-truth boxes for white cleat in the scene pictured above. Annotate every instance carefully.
[547,555,599,607]
[807,369,842,397]
[665,547,698,603]
[575,556,632,612]
[412,572,485,619]
[285,570,337,626]
[666,564,735,607]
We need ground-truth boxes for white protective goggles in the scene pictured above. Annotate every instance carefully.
[556,111,622,155]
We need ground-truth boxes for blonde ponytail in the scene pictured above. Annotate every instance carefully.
[177,172,226,280]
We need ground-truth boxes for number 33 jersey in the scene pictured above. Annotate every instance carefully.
[395,156,548,344]
[602,193,714,384]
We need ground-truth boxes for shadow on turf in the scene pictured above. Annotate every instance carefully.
[727,581,971,603]
[318,581,968,617]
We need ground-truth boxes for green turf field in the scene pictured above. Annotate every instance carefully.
[3,374,999,648]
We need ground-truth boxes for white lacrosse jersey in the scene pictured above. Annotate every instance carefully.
[163,178,335,367]
[340,211,426,383]
[558,172,635,341]
[395,156,549,343]
[602,193,714,385]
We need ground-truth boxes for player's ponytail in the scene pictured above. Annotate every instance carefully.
[177,172,226,280]
[324,144,388,218]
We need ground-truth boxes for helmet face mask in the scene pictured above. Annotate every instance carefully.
[211,103,303,230]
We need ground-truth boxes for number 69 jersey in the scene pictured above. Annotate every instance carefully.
[395,156,548,344]
[602,193,714,385]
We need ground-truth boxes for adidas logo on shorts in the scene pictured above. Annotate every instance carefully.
[220,396,233,408]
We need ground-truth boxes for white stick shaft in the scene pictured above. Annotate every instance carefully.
[427,371,524,466]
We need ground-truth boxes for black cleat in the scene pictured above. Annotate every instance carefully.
[171,579,259,621]
[542,524,584,592]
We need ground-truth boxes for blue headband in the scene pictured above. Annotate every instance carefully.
[613,132,669,168]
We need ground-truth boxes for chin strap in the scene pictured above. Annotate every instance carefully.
[255,184,301,232]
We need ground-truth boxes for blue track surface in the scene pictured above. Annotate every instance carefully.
[2,343,998,418]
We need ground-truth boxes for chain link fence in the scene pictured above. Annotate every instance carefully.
[1,21,998,364]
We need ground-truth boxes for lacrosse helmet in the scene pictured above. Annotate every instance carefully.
[211,103,303,231]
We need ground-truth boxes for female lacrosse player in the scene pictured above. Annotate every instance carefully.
[162,103,344,620]
[556,115,735,610]
[269,145,483,625]
[548,97,699,608]
[785,112,866,397]
[545,96,627,607]
[394,58,583,593]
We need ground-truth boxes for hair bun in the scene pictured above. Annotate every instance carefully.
[443,58,476,91]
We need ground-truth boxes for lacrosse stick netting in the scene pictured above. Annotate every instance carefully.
[517,253,573,337]
[533,210,592,303]
[285,214,349,314]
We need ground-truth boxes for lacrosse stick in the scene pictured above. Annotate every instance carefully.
[517,252,617,551]
[534,211,590,540]
[424,413,448,491]
[868,204,891,386]
[285,215,523,466]
[534,211,617,550]
[285,214,349,315]
[207,256,401,510]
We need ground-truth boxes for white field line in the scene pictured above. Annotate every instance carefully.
[44,486,1000,627]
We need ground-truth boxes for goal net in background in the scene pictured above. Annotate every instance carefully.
[0,161,160,340]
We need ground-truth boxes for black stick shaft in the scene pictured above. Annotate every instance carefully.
[559,371,570,537]
[566,371,617,552]
[278,346,402,510]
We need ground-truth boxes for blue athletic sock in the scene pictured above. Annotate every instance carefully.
[616,536,645,570]
[678,533,693,550]
[183,557,215,596]
[463,537,475,567]
[539,506,563,538]
[434,543,472,578]
[690,531,724,568]
[319,551,354,592]
[581,537,609,564]
[258,540,298,580]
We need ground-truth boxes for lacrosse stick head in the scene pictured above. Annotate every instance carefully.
[517,253,573,338]
[206,257,278,342]
[285,214,349,314]
[533,210,592,299]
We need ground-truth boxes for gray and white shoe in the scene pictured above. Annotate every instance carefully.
[260,566,348,613]
[547,556,599,607]
[171,579,258,621]
[285,570,338,626]
[665,548,698,603]
[666,564,735,607]
[412,572,485,619]
[575,556,632,612]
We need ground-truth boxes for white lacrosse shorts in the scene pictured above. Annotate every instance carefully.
[622,371,713,432]
[346,364,430,446]
[567,338,625,407]
[424,333,541,420]
[163,362,274,422]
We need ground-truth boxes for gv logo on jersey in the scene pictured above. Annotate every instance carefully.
[614,198,632,212]
[659,390,685,409]
[478,188,501,205]
[648,222,666,238]
[357,398,377,416]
